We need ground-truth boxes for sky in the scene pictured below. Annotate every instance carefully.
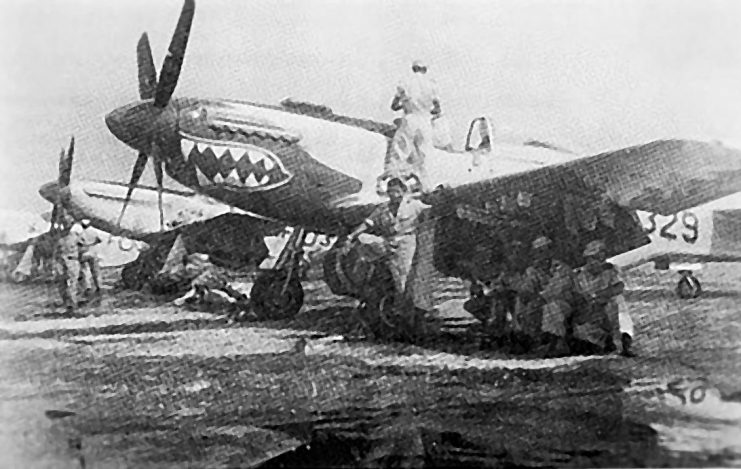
[1,0,740,215]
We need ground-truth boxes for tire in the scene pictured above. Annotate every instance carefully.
[251,271,304,320]
[677,275,702,299]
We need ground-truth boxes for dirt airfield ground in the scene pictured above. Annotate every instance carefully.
[0,263,740,468]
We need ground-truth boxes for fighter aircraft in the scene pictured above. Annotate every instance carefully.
[610,191,741,299]
[37,136,286,274]
[103,0,741,319]
[39,172,273,245]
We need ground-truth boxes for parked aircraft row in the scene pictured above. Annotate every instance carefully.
[10,0,741,319]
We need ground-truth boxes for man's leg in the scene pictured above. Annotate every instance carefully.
[55,258,68,306]
[541,300,571,357]
[615,295,636,357]
[84,255,102,293]
[62,257,80,313]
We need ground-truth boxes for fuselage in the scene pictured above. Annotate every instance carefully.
[106,97,578,234]
[38,177,250,241]
[610,191,741,270]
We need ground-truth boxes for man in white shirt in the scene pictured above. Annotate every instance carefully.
[78,219,103,297]
[384,60,442,192]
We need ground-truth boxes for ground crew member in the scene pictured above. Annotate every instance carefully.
[537,238,576,358]
[78,219,102,297]
[572,240,625,355]
[55,219,82,315]
[347,177,430,311]
[431,113,453,151]
[384,60,442,192]
[511,236,552,353]
[484,240,526,349]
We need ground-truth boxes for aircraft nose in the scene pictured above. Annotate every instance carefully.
[105,107,127,144]
[105,102,154,152]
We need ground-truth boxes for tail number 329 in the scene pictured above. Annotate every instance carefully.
[645,212,699,244]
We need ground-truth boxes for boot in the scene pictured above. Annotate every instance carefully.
[604,335,617,354]
[620,333,636,357]
[544,336,570,358]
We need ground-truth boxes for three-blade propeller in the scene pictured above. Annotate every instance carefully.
[115,0,195,232]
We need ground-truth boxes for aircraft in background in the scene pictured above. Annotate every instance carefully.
[102,0,741,319]
[0,209,51,281]
[37,135,285,272]
[38,147,342,274]
[610,192,741,298]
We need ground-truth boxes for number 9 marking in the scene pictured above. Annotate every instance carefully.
[681,212,699,244]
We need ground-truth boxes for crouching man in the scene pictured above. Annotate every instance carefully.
[537,238,577,358]
[172,253,250,317]
[572,240,635,357]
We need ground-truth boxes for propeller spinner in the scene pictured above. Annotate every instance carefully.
[107,0,195,231]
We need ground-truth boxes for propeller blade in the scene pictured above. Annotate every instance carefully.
[153,0,195,108]
[58,136,74,187]
[137,33,157,100]
[116,152,149,228]
[50,205,60,231]
[153,157,165,232]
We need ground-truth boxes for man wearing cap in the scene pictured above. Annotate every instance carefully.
[513,236,577,356]
[347,177,430,312]
[384,60,442,192]
[573,240,634,356]
[78,219,103,298]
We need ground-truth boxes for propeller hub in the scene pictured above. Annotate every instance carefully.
[105,100,180,156]
[105,101,155,153]
[38,181,69,205]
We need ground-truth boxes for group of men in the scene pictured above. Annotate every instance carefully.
[54,216,103,315]
[466,236,635,358]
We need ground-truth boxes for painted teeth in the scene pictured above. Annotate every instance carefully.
[231,148,247,162]
[181,140,195,161]
[247,151,262,165]
[214,146,230,158]
[225,168,241,185]
[244,173,259,188]
[195,167,211,186]
[181,138,287,189]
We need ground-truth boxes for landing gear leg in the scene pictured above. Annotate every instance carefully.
[251,228,306,319]
[676,270,702,299]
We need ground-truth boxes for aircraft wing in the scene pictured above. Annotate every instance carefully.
[435,139,741,217]
[331,139,741,275]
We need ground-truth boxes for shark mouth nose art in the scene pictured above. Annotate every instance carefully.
[180,133,293,190]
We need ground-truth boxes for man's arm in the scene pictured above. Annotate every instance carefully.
[431,99,441,116]
[391,85,406,112]
[391,95,404,112]
[347,221,370,243]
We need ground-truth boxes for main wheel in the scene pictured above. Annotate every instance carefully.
[677,275,702,299]
[251,271,304,320]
